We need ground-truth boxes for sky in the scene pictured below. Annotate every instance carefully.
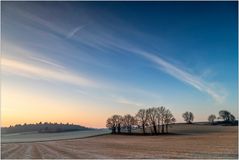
[1,1,238,128]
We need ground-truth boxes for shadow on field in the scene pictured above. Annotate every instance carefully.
[110,132,187,136]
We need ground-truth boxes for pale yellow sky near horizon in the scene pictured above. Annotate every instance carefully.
[2,77,236,128]
[1,81,111,128]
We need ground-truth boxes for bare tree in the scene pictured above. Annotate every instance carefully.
[135,109,148,134]
[123,114,135,133]
[164,109,176,133]
[112,115,123,134]
[106,115,123,134]
[157,106,166,134]
[156,107,160,133]
[147,107,158,134]
[182,111,194,124]
[106,117,116,134]
[208,114,216,124]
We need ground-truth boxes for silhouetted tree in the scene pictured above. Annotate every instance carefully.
[219,110,235,122]
[135,109,148,134]
[164,109,176,133]
[157,106,166,133]
[229,114,235,122]
[106,115,123,134]
[182,111,194,124]
[147,107,158,134]
[106,117,116,134]
[208,114,216,124]
[113,115,123,134]
[123,114,135,133]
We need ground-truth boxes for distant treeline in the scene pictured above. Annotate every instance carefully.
[2,122,92,134]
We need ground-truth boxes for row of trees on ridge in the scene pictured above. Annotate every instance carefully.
[208,110,236,124]
[106,106,175,134]
[2,122,90,134]
[107,108,237,134]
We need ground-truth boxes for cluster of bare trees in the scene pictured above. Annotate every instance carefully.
[106,106,175,135]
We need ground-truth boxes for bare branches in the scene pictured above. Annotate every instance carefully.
[106,106,176,135]
[208,114,216,124]
[135,109,148,134]
[182,112,194,124]
[123,114,135,133]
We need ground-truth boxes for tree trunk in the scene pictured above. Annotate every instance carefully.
[117,124,121,134]
[150,126,153,134]
[112,127,116,134]
[142,124,145,134]
[129,126,131,133]
[157,119,160,133]
[161,124,164,133]
[166,124,168,133]
[158,124,160,134]
[153,123,157,134]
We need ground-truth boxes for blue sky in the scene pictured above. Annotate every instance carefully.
[1,1,238,127]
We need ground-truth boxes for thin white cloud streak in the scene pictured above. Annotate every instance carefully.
[131,49,225,103]
[2,56,157,108]
[29,55,65,69]
[3,8,115,69]
[100,35,225,102]
[67,25,86,38]
[2,58,97,88]
[2,43,66,70]
[11,7,67,36]
[113,96,144,107]
[72,28,225,103]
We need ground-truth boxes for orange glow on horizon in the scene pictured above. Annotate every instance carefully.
[1,83,108,128]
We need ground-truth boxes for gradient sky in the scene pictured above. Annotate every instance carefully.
[1,1,238,128]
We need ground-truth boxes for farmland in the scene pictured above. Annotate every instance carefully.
[1,129,110,143]
[1,124,238,159]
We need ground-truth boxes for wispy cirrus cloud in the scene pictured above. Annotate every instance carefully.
[70,24,226,103]
[131,49,225,103]
[112,96,144,107]
[106,40,225,103]
[29,55,66,69]
[2,57,97,88]
[67,25,86,38]
[1,42,163,106]
[2,4,226,103]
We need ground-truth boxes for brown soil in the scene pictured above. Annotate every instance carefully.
[1,125,238,159]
